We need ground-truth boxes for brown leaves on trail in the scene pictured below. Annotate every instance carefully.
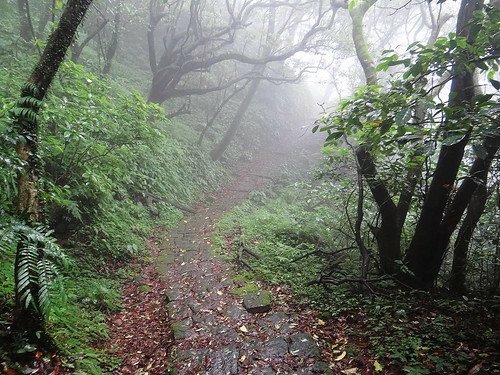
[105,237,173,375]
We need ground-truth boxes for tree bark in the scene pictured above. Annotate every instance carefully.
[71,18,108,63]
[356,145,401,274]
[449,183,488,295]
[404,0,485,289]
[209,1,277,161]
[13,0,93,335]
[349,0,377,85]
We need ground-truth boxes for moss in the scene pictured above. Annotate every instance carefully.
[232,282,260,296]
[138,284,152,293]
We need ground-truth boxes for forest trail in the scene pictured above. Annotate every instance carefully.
[108,132,335,375]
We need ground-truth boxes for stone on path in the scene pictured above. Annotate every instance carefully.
[259,337,289,358]
[206,345,239,375]
[171,318,193,339]
[289,333,320,358]
[242,291,272,313]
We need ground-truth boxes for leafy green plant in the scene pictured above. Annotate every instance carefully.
[1,222,69,317]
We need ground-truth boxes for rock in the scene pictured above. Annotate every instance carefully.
[171,318,192,339]
[250,366,276,375]
[224,305,249,320]
[264,312,288,324]
[259,337,289,358]
[289,333,320,357]
[165,287,181,303]
[176,348,208,368]
[312,361,334,375]
[188,302,201,313]
[207,346,239,374]
[242,291,272,314]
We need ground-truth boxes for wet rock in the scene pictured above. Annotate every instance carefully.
[165,287,181,303]
[176,348,208,370]
[249,366,276,375]
[224,305,249,320]
[171,318,193,339]
[206,346,239,374]
[259,337,289,358]
[188,302,201,313]
[312,361,334,375]
[289,333,319,357]
[264,312,288,324]
[242,291,272,313]
[295,368,314,375]
[192,313,217,325]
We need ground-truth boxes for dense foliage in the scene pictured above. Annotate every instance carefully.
[0,55,226,372]
[216,171,499,373]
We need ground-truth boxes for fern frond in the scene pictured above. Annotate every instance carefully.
[7,222,67,317]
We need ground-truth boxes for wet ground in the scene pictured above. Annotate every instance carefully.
[156,137,328,374]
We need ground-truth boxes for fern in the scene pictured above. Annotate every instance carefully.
[1,222,69,317]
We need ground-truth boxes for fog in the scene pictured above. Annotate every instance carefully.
[9,0,460,160]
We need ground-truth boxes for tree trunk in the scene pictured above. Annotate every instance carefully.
[209,2,276,161]
[209,78,261,161]
[404,0,485,289]
[17,0,32,42]
[349,0,377,85]
[449,183,488,295]
[356,146,401,274]
[37,0,53,37]
[71,18,108,63]
[13,0,93,336]
[102,0,121,74]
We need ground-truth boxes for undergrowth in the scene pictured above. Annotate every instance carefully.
[215,177,500,374]
[0,56,227,373]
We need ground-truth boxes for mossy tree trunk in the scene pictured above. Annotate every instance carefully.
[13,0,93,337]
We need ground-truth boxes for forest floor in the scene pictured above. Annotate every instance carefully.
[105,133,357,374]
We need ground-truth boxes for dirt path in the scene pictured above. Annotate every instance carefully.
[109,134,334,375]
[156,137,333,375]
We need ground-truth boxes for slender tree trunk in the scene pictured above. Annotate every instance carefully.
[36,0,54,37]
[209,1,277,161]
[102,0,121,74]
[13,0,93,336]
[356,146,401,274]
[17,0,32,42]
[71,18,108,63]
[449,184,488,295]
[349,0,377,85]
[209,78,261,161]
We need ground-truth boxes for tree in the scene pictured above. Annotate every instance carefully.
[208,0,346,160]
[12,0,94,337]
[319,0,499,289]
[17,0,32,42]
[146,0,338,105]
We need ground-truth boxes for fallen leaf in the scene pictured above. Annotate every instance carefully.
[343,368,358,374]
[317,319,326,325]
[239,325,248,333]
[374,360,383,372]
[334,351,347,361]
[239,355,246,362]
